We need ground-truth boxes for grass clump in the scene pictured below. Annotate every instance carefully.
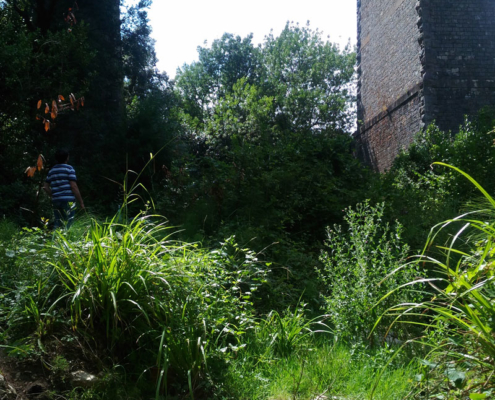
[380,163,495,398]
[222,341,416,400]
[0,211,268,398]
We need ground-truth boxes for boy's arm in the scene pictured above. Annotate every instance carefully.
[69,181,85,210]
[43,182,52,197]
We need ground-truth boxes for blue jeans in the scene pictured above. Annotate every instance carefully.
[53,200,75,229]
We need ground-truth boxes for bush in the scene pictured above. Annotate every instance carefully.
[373,112,495,249]
[0,213,269,398]
[318,201,423,342]
[382,164,495,398]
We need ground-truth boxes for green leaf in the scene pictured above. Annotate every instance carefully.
[446,368,466,388]
[469,394,487,400]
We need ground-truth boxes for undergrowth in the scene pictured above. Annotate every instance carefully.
[0,208,419,399]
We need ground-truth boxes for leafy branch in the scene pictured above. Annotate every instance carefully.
[35,93,85,132]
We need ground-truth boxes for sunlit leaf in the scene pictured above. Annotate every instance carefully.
[470,394,487,400]
[80,97,85,107]
[58,95,65,102]
[44,120,51,132]
[45,104,49,114]
[37,155,43,171]
[26,166,36,178]
[37,100,42,109]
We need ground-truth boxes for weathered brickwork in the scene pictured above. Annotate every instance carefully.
[357,0,421,121]
[356,0,495,171]
[356,90,422,172]
[356,0,422,171]
[420,0,495,132]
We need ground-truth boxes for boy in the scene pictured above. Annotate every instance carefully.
[43,149,85,228]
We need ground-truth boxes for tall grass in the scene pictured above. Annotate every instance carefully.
[51,212,176,345]
[1,208,269,397]
[378,163,495,398]
[223,341,415,400]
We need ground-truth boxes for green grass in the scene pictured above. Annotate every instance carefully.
[378,163,495,398]
[222,341,415,400]
[0,212,270,398]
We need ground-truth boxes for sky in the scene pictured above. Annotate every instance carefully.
[148,0,357,78]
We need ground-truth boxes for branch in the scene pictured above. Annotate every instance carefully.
[5,0,36,31]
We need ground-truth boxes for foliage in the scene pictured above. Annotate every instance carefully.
[0,2,94,221]
[222,341,415,400]
[381,164,495,398]
[260,22,356,134]
[318,201,423,342]
[372,111,495,248]
[176,22,356,135]
[148,23,368,313]
[0,211,270,397]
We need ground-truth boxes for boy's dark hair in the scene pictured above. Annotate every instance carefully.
[55,149,69,164]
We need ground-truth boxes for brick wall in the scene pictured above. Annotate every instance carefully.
[421,0,495,132]
[356,0,422,171]
[355,89,423,172]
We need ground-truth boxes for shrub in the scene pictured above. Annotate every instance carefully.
[318,201,423,342]
[381,164,495,398]
[373,112,495,249]
[0,213,269,398]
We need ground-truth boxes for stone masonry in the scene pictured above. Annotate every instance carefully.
[355,0,495,172]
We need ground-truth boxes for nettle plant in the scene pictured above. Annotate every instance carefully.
[318,201,423,342]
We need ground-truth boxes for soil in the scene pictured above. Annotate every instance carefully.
[0,335,101,399]
[0,348,51,399]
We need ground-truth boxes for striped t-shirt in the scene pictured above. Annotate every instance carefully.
[45,164,77,202]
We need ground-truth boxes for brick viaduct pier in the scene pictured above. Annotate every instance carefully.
[355,0,495,171]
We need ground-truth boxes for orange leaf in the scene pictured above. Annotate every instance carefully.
[52,100,57,111]
[81,97,85,107]
[51,111,57,120]
[26,166,36,178]
[44,120,51,132]
[37,100,42,109]
[58,95,65,102]
[36,115,41,121]
[45,104,50,114]
[37,155,43,171]
[70,95,74,106]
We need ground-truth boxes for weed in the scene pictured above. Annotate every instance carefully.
[318,201,423,343]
